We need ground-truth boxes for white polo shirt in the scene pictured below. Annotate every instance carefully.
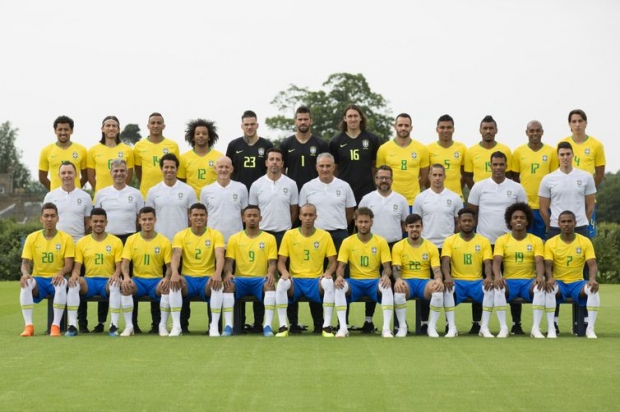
[200,180,249,244]
[43,187,93,243]
[468,177,527,244]
[94,185,144,236]
[249,174,299,232]
[299,177,356,231]
[358,190,408,243]
[412,187,464,248]
[146,180,197,241]
[538,168,596,228]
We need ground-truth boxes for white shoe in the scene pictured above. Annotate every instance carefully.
[530,329,545,339]
[209,328,220,337]
[396,326,408,338]
[169,326,182,337]
[382,329,393,338]
[335,329,349,338]
[159,324,169,337]
[497,327,509,338]
[120,327,134,337]
[479,327,494,338]
[586,328,597,339]
[445,328,458,338]
[547,330,557,339]
[427,327,439,338]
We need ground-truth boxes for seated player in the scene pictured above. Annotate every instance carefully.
[392,214,444,338]
[169,203,225,337]
[119,207,172,337]
[67,208,123,336]
[334,207,394,338]
[19,203,74,337]
[223,206,278,336]
[275,203,338,338]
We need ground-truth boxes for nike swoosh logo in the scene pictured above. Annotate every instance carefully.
[340,144,347,148]
[236,150,243,154]
[288,149,295,153]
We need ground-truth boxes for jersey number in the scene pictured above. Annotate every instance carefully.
[244,156,256,168]
[444,159,451,170]
[350,149,359,161]
[195,249,202,260]
[42,252,54,264]
[304,250,310,261]
[144,254,151,266]
[567,256,573,266]
[249,251,255,262]
[408,261,421,271]
[514,252,524,263]
[95,253,104,265]
[360,256,369,267]
[463,253,472,265]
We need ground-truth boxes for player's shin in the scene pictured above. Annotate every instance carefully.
[585,285,600,329]
[169,289,183,329]
[379,284,393,332]
[545,286,557,333]
[20,279,35,326]
[211,288,225,328]
[67,284,80,327]
[394,293,407,329]
[52,278,67,327]
[334,283,348,332]
[121,295,134,328]
[532,286,545,332]
[264,291,275,329]
[443,291,456,330]
[276,279,290,328]
[321,278,335,328]
[109,284,121,327]
[159,293,171,329]
[480,286,494,330]
[493,287,508,330]
[429,292,443,332]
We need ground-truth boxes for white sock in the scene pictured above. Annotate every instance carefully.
[20,278,35,326]
[494,287,507,329]
[481,286,494,329]
[585,285,600,329]
[379,284,393,331]
[335,282,348,330]
[264,291,275,329]
[109,284,121,327]
[169,288,183,329]
[222,293,235,328]
[394,292,407,329]
[321,278,335,328]
[121,294,134,328]
[52,279,67,326]
[546,286,558,331]
[67,284,80,327]
[532,286,545,331]
[443,291,456,329]
[159,293,170,328]
[276,279,290,328]
[429,292,443,331]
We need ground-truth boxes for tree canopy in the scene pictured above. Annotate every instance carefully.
[120,123,142,146]
[0,121,31,189]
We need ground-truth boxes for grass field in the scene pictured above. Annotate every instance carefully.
[1,282,618,411]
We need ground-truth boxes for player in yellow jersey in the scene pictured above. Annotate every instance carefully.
[19,203,75,337]
[119,206,172,336]
[492,203,552,338]
[441,208,498,338]
[38,115,87,190]
[275,203,338,337]
[87,115,134,192]
[178,118,223,198]
[134,112,180,198]
[427,114,467,198]
[392,214,444,337]
[67,208,123,337]
[334,207,393,338]
[463,115,513,188]
[545,210,600,338]
[223,206,278,336]
[376,113,429,204]
[168,203,225,337]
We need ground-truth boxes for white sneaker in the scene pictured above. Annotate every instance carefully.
[169,326,182,337]
[335,329,349,338]
[396,326,408,338]
[530,329,545,339]
[158,324,169,337]
[497,327,509,338]
[209,328,220,337]
[445,328,458,338]
[382,329,394,338]
[427,327,439,338]
[547,330,557,339]
[120,327,134,337]
[586,328,597,339]
[479,327,494,338]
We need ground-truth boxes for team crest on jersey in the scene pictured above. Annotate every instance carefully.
[542,155,548,162]
[393,204,399,211]
[362,140,369,149]
[422,253,429,261]
[527,244,533,251]
[577,180,582,186]
[310,146,317,155]
[233,194,238,201]
[506,191,512,197]
[77,199,83,205]
[371,247,377,254]
[163,148,170,154]
[208,160,214,167]
[283,188,289,194]
[454,152,460,159]
[258,242,265,250]
[154,247,161,254]
[205,240,211,247]
[313,241,320,249]
[475,245,481,252]
[118,152,124,158]
[336,190,342,197]
[585,148,591,155]
[178,193,184,199]
[447,199,452,206]
[128,196,133,202]
[258,148,265,156]
[106,245,112,253]
[72,152,78,159]
[56,243,61,251]
[576,247,582,255]
[411,152,417,159]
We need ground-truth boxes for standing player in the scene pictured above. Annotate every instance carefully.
[67,208,124,336]
[134,112,180,199]
[333,208,394,338]
[545,210,600,339]
[177,118,223,198]
[168,203,225,337]
[375,113,429,204]
[427,114,467,199]
[39,115,87,190]
[275,203,338,337]
[87,115,134,192]
[19,203,74,337]
[223,206,278,336]
[119,207,172,337]
[226,110,274,190]
[392,214,444,337]
[441,208,497,338]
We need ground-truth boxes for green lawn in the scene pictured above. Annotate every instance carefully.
[1,282,618,411]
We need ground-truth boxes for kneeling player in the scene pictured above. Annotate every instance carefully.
[275,203,338,337]
[392,214,444,337]
[334,207,394,338]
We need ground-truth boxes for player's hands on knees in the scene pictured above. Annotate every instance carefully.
[493,277,505,290]
[534,276,545,291]
[483,277,494,291]
[160,278,171,294]
[121,278,135,295]
[545,278,556,292]
[265,274,275,288]
[20,275,32,288]
[335,276,346,289]
[588,279,599,293]
[431,279,444,293]
[209,275,223,291]
[394,278,406,293]
[222,274,234,289]
[443,276,454,292]
[68,274,80,288]
[280,271,291,281]
[380,274,391,289]
[169,272,182,291]
[108,275,121,287]
[52,272,66,287]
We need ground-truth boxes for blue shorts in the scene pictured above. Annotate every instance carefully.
[185,276,209,302]
[453,280,484,305]
[505,279,534,303]
[556,280,587,306]
[291,278,322,303]
[528,209,547,240]
[32,277,57,303]
[348,278,380,303]
[404,278,430,300]
[133,278,161,301]
[234,277,265,300]
[83,277,109,299]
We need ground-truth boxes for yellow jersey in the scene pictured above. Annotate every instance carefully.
[544,234,595,283]
[442,233,492,280]
[279,228,337,278]
[133,137,180,198]
[87,142,135,191]
[177,148,223,198]
[391,238,440,280]
[226,231,277,278]
[122,232,172,279]
[74,234,123,278]
[376,140,430,203]
[512,144,558,208]
[172,227,225,277]
[338,234,391,280]
[427,141,467,198]
[38,142,87,189]
[558,135,605,176]
[464,142,512,182]
[493,233,543,279]
[21,230,75,278]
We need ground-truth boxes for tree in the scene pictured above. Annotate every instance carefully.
[120,123,142,146]
[595,171,620,224]
[265,73,393,142]
[0,121,31,189]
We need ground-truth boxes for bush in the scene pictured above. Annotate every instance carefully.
[592,223,620,284]
[0,219,42,281]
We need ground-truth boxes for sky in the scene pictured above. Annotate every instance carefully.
[2,0,619,179]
